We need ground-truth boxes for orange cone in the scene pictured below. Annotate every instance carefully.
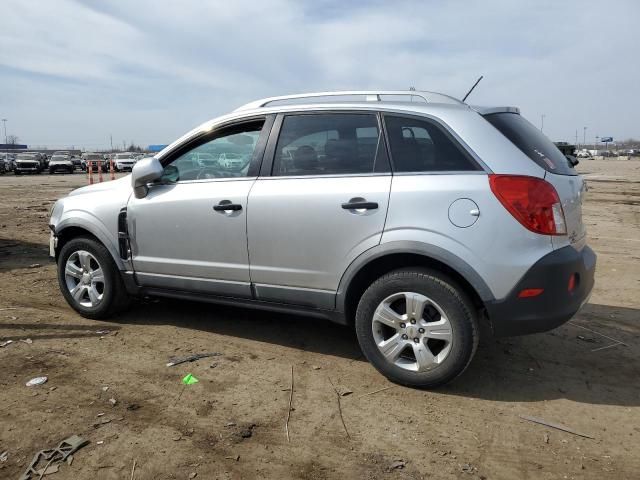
[109,158,115,180]
[88,161,94,184]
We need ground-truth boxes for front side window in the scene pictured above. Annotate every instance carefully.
[384,115,479,172]
[162,121,263,182]
[273,113,385,176]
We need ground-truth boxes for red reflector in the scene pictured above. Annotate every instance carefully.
[489,175,566,235]
[518,288,544,298]
[568,274,576,292]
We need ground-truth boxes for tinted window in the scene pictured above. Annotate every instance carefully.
[273,114,385,176]
[384,115,479,172]
[162,121,263,182]
[484,112,576,175]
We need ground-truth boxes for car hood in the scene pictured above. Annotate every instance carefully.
[68,175,131,196]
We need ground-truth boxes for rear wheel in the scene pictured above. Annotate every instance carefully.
[355,268,478,388]
[57,236,130,319]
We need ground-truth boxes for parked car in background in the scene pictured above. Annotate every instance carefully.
[1,153,14,172]
[82,153,105,172]
[113,153,138,171]
[48,154,75,174]
[14,153,43,174]
[48,90,595,388]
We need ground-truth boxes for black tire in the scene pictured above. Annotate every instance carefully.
[14,170,21,175]
[57,236,130,319]
[355,268,479,388]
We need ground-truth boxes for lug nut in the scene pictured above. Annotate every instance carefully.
[399,322,406,328]
[401,334,408,340]
[418,328,425,334]
[413,337,420,343]
[410,319,416,324]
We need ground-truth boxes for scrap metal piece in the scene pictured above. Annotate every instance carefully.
[20,435,89,480]
[166,352,222,367]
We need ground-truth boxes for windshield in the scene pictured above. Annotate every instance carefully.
[116,154,133,159]
[85,154,102,160]
[17,154,36,160]
[51,155,69,161]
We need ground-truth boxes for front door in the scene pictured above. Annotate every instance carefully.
[128,118,270,298]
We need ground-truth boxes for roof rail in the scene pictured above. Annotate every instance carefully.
[234,90,463,111]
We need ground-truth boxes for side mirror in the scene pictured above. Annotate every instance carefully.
[131,157,163,198]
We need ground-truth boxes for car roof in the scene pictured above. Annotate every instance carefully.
[157,90,520,160]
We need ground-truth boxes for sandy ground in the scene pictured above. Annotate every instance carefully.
[0,162,639,480]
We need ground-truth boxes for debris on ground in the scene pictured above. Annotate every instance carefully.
[126,403,141,411]
[95,330,110,335]
[336,386,353,397]
[519,414,595,439]
[25,376,48,387]
[577,335,596,343]
[182,374,199,385]
[0,340,13,348]
[166,352,222,367]
[189,473,197,479]
[544,433,550,444]
[19,435,89,480]
[20,338,33,344]
[461,463,478,474]
[387,459,406,471]
[28,263,42,268]
[225,455,240,461]
[0,450,8,462]
[108,398,117,406]
[240,424,255,438]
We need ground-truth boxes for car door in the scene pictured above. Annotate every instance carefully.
[127,116,273,298]
[247,112,392,309]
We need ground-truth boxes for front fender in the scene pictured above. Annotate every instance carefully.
[55,211,125,271]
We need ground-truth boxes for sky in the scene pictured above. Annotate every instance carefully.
[1,0,638,150]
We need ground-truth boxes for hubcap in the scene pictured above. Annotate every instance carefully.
[64,250,105,308]
[372,292,453,372]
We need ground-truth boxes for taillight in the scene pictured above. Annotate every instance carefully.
[489,175,567,235]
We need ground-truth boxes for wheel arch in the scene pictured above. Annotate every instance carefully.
[336,241,494,325]
[55,221,125,271]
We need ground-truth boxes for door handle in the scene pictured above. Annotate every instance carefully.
[341,201,378,210]
[213,201,242,212]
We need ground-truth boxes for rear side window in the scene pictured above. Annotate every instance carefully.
[272,114,388,176]
[384,115,480,172]
[484,112,576,175]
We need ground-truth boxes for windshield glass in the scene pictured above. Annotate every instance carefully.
[51,155,69,161]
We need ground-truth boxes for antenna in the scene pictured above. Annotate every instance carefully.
[462,75,483,103]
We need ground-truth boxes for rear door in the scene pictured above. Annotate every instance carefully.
[246,112,392,309]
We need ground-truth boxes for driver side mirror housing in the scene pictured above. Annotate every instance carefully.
[132,157,163,198]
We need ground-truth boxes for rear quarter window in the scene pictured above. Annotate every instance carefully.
[484,112,576,176]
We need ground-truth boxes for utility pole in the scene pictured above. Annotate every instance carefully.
[583,127,587,149]
[1,119,7,157]
[540,114,546,132]
[575,129,578,147]
[110,134,113,152]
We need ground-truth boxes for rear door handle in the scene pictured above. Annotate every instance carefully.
[341,201,378,210]
[213,201,242,212]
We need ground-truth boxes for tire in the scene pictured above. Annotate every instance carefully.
[14,170,21,175]
[57,236,130,319]
[355,268,479,388]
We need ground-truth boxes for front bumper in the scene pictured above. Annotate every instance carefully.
[485,245,596,337]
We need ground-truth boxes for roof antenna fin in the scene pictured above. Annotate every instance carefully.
[462,75,483,103]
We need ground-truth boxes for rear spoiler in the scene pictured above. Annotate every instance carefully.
[472,106,520,115]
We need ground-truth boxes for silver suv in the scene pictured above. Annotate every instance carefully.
[49,91,596,387]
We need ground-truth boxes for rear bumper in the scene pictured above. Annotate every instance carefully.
[485,245,596,337]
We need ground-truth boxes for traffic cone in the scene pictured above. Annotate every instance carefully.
[98,161,104,183]
[109,158,115,180]
[88,161,94,184]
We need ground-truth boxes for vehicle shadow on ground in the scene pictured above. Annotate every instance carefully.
[0,238,50,272]
[117,299,639,407]
[0,322,120,341]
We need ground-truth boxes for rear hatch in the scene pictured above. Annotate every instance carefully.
[483,111,586,250]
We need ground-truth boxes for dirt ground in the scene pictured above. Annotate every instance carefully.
[1,162,639,480]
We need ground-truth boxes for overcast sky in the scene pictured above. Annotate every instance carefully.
[1,0,638,149]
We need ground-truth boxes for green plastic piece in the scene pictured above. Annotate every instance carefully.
[182,373,199,385]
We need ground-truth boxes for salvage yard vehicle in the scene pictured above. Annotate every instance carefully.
[113,153,138,172]
[82,153,106,172]
[49,90,596,388]
[14,153,43,174]
[48,154,75,174]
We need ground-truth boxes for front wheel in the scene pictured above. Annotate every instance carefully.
[355,268,478,388]
[57,236,130,319]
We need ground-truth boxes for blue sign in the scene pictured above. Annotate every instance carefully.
[147,144,168,152]
[601,137,613,142]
